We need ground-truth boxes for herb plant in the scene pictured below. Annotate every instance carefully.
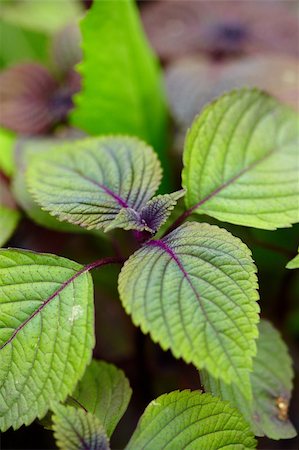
[0,1,298,449]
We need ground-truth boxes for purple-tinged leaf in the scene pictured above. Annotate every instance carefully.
[106,190,184,234]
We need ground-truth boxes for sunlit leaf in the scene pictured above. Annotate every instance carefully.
[119,222,259,398]
[126,391,256,449]
[71,0,168,174]
[0,249,94,431]
[182,88,299,230]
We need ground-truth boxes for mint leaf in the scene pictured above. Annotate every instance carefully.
[286,247,299,269]
[119,222,259,398]
[202,320,296,440]
[182,88,299,230]
[106,190,184,234]
[73,360,132,437]
[27,136,162,231]
[126,391,256,449]
[70,0,168,164]
[52,404,110,450]
[0,249,94,431]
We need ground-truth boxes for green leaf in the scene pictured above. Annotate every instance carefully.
[0,249,94,431]
[182,88,299,230]
[73,359,132,437]
[126,390,256,449]
[52,404,110,450]
[27,136,162,231]
[12,137,84,232]
[106,190,184,233]
[0,206,19,247]
[201,320,296,440]
[286,247,299,269]
[119,222,259,398]
[70,0,168,177]
[0,128,15,176]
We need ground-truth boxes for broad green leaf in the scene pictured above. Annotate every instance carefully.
[201,320,296,440]
[52,404,110,450]
[119,222,259,398]
[287,247,299,269]
[12,137,84,232]
[106,190,184,233]
[27,136,162,231]
[0,206,19,247]
[70,0,168,178]
[126,390,256,449]
[182,88,299,230]
[73,359,132,437]
[0,249,94,431]
[0,128,15,176]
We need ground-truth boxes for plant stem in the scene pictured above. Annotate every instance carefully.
[162,205,196,237]
[84,256,125,272]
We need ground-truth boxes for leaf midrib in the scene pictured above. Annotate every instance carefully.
[188,147,276,214]
[0,265,88,351]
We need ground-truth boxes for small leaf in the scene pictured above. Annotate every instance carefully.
[126,390,256,449]
[73,359,132,437]
[0,249,94,431]
[119,222,259,398]
[286,247,299,269]
[27,136,162,231]
[71,0,167,156]
[52,404,110,450]
[182,88,299,230]
[106,190,185,233]
[201,320,296,440]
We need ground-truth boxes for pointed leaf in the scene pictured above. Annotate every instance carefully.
[182,88,299,230]
[201,320,296,439]
[119,222,259,398]
[73,360,132,437]
[70,0,167,159]
[27,136,162,231]
[286,247,299,269]
[106,191,184,233]
[126,391,256,449]
[0,249,94,431]
[53,404,110,450]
